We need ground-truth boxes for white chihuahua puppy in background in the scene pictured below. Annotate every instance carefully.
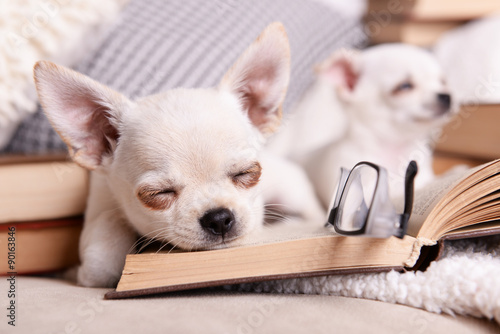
[34,23,324,288]
[271,44,453,208]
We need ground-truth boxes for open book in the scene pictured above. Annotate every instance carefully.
[105,159,500,299]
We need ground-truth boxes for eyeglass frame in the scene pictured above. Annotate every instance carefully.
[327,160,418,239]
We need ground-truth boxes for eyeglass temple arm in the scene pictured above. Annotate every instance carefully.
[400,160,418,235]
[326,167,350,226]
[333,167,350,209]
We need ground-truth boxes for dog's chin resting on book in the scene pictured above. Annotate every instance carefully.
[33,23,325,288]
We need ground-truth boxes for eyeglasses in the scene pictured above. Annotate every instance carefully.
[327,161,418,238]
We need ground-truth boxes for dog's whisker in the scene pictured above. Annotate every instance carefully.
[167,236,193,254]
[155,236,180,254]
[128,229,166,253]
[156,242,172,254]
[136,230,171,253]
[263,210,287,217]
[263,203,290,209]
[262,209,296,225]
[127,221,187,254]
[264,212,288,219]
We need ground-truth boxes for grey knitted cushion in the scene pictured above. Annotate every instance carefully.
[2,0,365,154]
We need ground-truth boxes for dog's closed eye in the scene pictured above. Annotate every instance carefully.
[231,162,262,189]
[392,81,414,95]
[137,186,177,211]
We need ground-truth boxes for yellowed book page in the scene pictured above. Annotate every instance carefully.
[425,174,500,233]
[409,160,500,238]
[407,168,466,236]
[443,221,500,238]
[117,234,415,292]
[444,191,499,222]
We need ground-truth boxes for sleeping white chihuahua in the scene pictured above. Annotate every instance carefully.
[271,44,453,208]
[34,23,324,287]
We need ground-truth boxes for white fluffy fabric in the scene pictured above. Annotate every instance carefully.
[232,236,500,324]
[0,0,127,148]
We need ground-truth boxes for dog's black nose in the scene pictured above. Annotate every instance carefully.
[437,93,451,111]
[199,208,235,236]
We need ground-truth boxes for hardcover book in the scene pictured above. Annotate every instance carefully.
[0,158,88,223]
[367,0,500,22]
[366,0,500,46]
[0,217,82,275]
[435,104,500,160]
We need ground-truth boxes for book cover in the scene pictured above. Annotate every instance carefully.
[0,160,88,223]
[435,104,500,160]
[0,217,82,275]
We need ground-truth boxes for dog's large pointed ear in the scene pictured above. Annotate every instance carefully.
[315,49,361,100]
[34,61,132,170]
[219,22,290,137]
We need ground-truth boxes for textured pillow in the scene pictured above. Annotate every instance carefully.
[2,0,365,154]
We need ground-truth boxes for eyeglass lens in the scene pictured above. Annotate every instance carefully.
[338,165,378,232]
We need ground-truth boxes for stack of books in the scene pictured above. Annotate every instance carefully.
[365,0,500,46]
[433,103,500,172]
[0,155,88,275]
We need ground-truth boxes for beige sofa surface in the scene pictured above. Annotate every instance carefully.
[1,276,498,333]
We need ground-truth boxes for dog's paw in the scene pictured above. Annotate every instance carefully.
[62,265,79,283]
[77,264,120,288]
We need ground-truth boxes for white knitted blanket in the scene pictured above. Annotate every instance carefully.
[0,0,126,148]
